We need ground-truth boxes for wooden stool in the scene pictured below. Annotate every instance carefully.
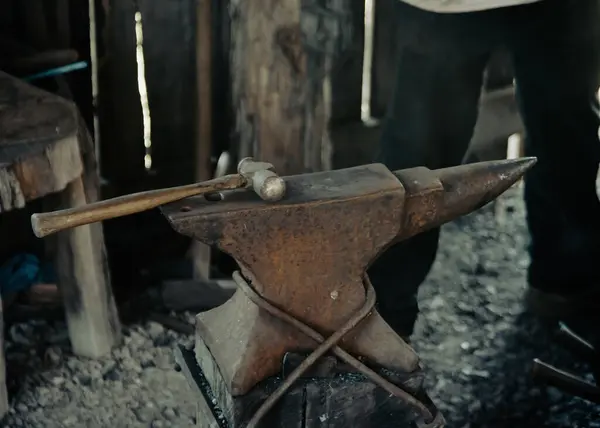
[0,72,121,362]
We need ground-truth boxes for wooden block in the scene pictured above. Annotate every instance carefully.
[176,345,424,428]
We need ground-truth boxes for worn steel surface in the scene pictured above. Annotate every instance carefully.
[162,158,536,399]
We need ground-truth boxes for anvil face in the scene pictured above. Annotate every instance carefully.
[161,158,535,397]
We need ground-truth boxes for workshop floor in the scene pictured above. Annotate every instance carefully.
[2,186,599,427]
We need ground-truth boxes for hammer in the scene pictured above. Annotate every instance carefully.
[31,157,286,238]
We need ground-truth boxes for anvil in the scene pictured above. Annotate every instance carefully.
[163,158,536,427]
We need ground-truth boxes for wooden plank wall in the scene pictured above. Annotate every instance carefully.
[98,0,146,195]
[137,0,197,188]
[97,0,205,294]
[99,0,203,194]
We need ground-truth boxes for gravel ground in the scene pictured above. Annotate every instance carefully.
[2,186,599,427]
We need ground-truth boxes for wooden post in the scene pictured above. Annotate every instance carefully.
[229,0,352,174]
[53,119,121,358]
[54,177,121,358]
[190,0,215,281]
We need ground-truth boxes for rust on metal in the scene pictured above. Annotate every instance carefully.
[161,157,536,400]
[232,270,441,427]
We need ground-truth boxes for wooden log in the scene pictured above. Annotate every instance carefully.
[229,0,353,174]
[176,345,423,428]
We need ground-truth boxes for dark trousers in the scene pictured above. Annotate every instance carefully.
[367,0,600,337]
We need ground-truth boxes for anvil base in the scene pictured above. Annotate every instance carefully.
[175,344,436,428]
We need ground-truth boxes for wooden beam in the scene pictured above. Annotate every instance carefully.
[229,0,350,174]
[189,0,215,281]
[53,175,121,357]
[52,119,122,358]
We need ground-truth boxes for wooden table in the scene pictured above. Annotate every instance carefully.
[0,71,122,415]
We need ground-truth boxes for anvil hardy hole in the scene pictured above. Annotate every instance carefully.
[204,192,224,202]
[180,206,192,212]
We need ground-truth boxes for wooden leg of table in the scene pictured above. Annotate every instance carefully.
[0,299,9,419]
[55,175,121,358]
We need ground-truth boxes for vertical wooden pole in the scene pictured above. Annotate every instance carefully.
[229,0,349,175]
[55,176,121,357]
[197,0,213,181]
[88,0,102,172]
[54,120,121,358]
[190,0,214,281]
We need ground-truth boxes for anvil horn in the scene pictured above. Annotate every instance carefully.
[395,157,537,240]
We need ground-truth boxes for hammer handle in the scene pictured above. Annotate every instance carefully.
[31,174,245,238]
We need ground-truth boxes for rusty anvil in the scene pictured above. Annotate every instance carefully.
[161,157,536,428]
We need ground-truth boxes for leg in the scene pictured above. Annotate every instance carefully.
[54,175,122,357]
[368,3,492,338]
[54,122,121,357]
[509,0,600,318]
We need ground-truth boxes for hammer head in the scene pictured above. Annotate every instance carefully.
[237,157,286,202]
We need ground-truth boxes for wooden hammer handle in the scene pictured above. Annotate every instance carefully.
[31,174,245,238]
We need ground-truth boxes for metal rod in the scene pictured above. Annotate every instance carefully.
[23,61,88,82]
[233,270,439,427]
[556,322,597,364]
[532,359,600,405]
